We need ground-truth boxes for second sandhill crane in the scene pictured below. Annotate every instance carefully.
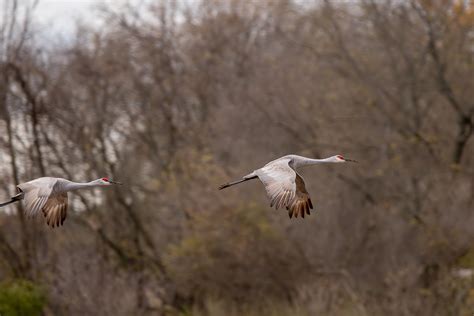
[219,155,357,218]
[0,177,122,227]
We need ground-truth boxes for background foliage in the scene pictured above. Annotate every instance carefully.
[0,0,473,315]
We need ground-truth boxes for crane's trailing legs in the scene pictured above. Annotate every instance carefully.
[218,174,257,190]
[0,191,24,207]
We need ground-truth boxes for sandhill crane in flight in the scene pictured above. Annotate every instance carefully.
[219,155,357,218]
[0,177,122,228]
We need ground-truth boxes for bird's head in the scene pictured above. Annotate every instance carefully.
[97,177,123,186]
[333,155,358,163]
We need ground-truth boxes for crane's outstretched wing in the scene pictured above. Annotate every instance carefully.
[18,178,57,218]
[42,192,68,228]
[255,159,313,218]
[287,173,313,218]
[17,177,68,227]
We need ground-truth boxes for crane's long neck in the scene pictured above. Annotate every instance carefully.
[64,181,100,191]
[297,157,335,168]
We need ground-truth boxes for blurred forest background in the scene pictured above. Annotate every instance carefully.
[0,0,474,315]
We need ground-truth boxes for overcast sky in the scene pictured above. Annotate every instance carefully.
[32,0,192,42]
[35,0,100,37]
[34,0,143,42]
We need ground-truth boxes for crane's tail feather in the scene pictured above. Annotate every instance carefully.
[218,175,257,190]
[0,192,23,208]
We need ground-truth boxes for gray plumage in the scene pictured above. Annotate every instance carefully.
[219,154,356,218]
[1,177,121,228]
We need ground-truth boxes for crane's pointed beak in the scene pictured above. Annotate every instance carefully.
[345,158,358,163]
[109,181,123,185]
